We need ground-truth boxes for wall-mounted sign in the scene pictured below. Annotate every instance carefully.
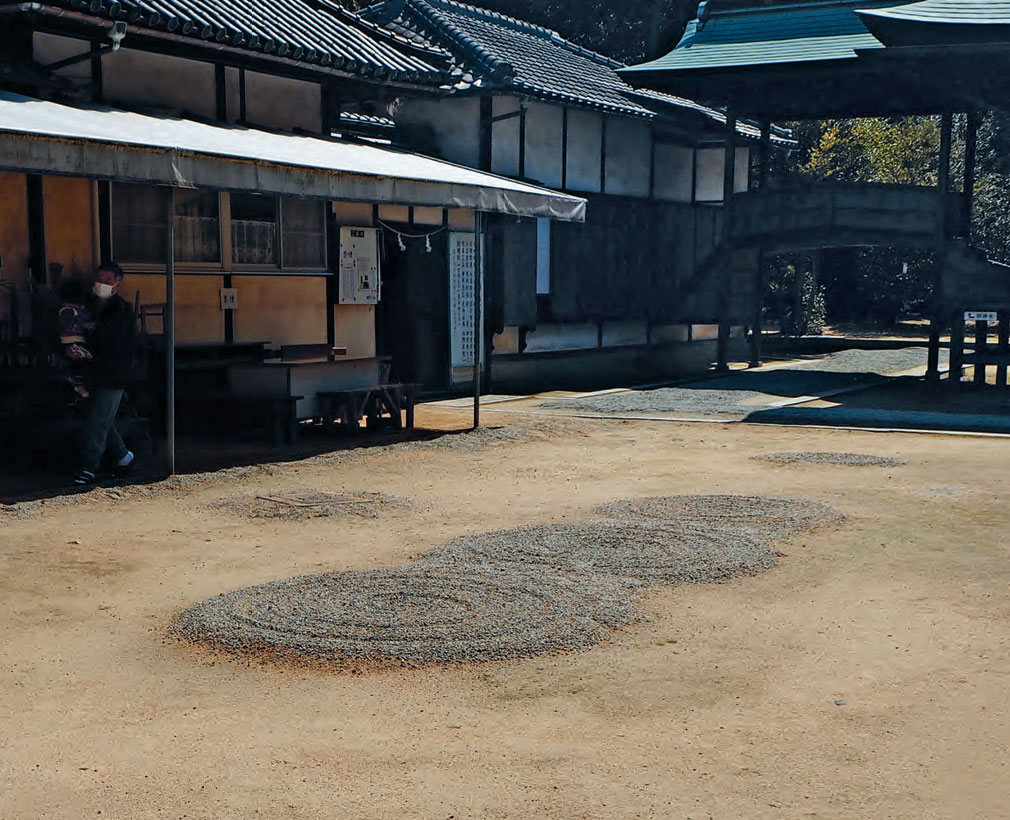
[219,288,238,311]
[449,231,479,370]
[338,226,380,305]
[965,311,999,322]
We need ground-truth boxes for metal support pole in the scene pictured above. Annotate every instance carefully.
[472,212,484,429]
[165,188,176,475]
[717,108,737,373]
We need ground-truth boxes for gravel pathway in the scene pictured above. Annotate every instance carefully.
[174,494,843,668]
[754,452,907,468]
[541,348,947,419]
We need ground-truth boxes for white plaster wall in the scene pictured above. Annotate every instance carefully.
[413,206,443,225]
[102,48,216,118]
[245,71,322,133]
[524,103,563,188]
[225,66,241,123]
[695,148,725,202]
[605,118,652,198]
[653,143,694,203]
[735,147,751,193]
[602,320,648,347]
[399,97,480,168]
[491,96,521,177]
[524,323,598,353]
[565,108,603,193]
[652,324,690,343]
[33,33,92,86]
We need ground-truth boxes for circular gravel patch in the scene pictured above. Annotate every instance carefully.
[428,521,774,586]
[597,494,844,540]
[754,452,907,468]
[172,563,635,665]
[211,491,408,521]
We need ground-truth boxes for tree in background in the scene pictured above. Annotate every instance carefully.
[344,0,696,65]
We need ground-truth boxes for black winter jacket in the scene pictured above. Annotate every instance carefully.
[88,294,137,389]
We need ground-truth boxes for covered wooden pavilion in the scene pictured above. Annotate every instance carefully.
[621,0,1010,384]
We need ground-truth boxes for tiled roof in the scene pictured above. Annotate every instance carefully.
[622,1,898,76]
[21,0,447,82]
[361,0,742,123]
[859,0,1010,24]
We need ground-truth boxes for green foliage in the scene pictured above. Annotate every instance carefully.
[800,117,940,185]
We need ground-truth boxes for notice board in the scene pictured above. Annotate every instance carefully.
[338,226,380,305]
[449,231,478,369]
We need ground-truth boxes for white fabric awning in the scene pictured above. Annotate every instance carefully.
[0,92,586,222]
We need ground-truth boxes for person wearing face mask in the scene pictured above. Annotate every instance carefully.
[74,262,137,487]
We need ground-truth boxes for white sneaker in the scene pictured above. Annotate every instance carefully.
[113,451,135,476]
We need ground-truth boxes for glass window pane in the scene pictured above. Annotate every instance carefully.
[281,198,327,269]
[174,190,220,263]
[231,193,278,266]
[112,183,166,263]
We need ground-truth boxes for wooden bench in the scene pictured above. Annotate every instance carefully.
[318,383,415,434]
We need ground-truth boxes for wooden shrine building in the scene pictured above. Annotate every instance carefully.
[622,0,1010,387]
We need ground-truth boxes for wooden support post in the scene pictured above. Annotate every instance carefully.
[963,111,980,240]
[749,252,764,368]
[165,188,176,476]
[974,320,988,386]
[928,112,954,384]
[757,118,772,190]
[717,108,737,372]
[998,314,1009,388]
[949,311,965,390]
[473,212,484,429]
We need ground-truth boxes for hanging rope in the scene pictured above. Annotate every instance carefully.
[377,219,448,253]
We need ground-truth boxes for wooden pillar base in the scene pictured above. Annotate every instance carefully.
[974,320,989,386]
[949,314,965,391]
[926,318,942,383]
[717,318,730,372]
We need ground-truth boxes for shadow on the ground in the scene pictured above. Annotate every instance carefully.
[0,425,474,505]
[743,376,1010,433]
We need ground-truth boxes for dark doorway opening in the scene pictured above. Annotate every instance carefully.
[376,225,450,393]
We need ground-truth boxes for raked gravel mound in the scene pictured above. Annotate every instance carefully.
[174,494,843,668]
[597,494,845,541]
[427,521,774,586]
[172,563,635,665]
[754,452,907,468]
[211,491,409,521]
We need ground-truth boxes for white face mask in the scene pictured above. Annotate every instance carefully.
[93,282,115,300]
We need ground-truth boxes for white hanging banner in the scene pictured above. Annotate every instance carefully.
[449,231,478,369]
[338,226,381,305]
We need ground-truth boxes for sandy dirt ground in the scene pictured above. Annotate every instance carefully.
[3,406,1010,819]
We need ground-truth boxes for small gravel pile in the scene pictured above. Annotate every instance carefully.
[212,491,408,521]
[597,494,844,541]
[428,521,774,586]
[754,452,906,468]
[172,563,635,665]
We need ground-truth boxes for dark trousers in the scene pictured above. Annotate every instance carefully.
[81,387,128,473]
